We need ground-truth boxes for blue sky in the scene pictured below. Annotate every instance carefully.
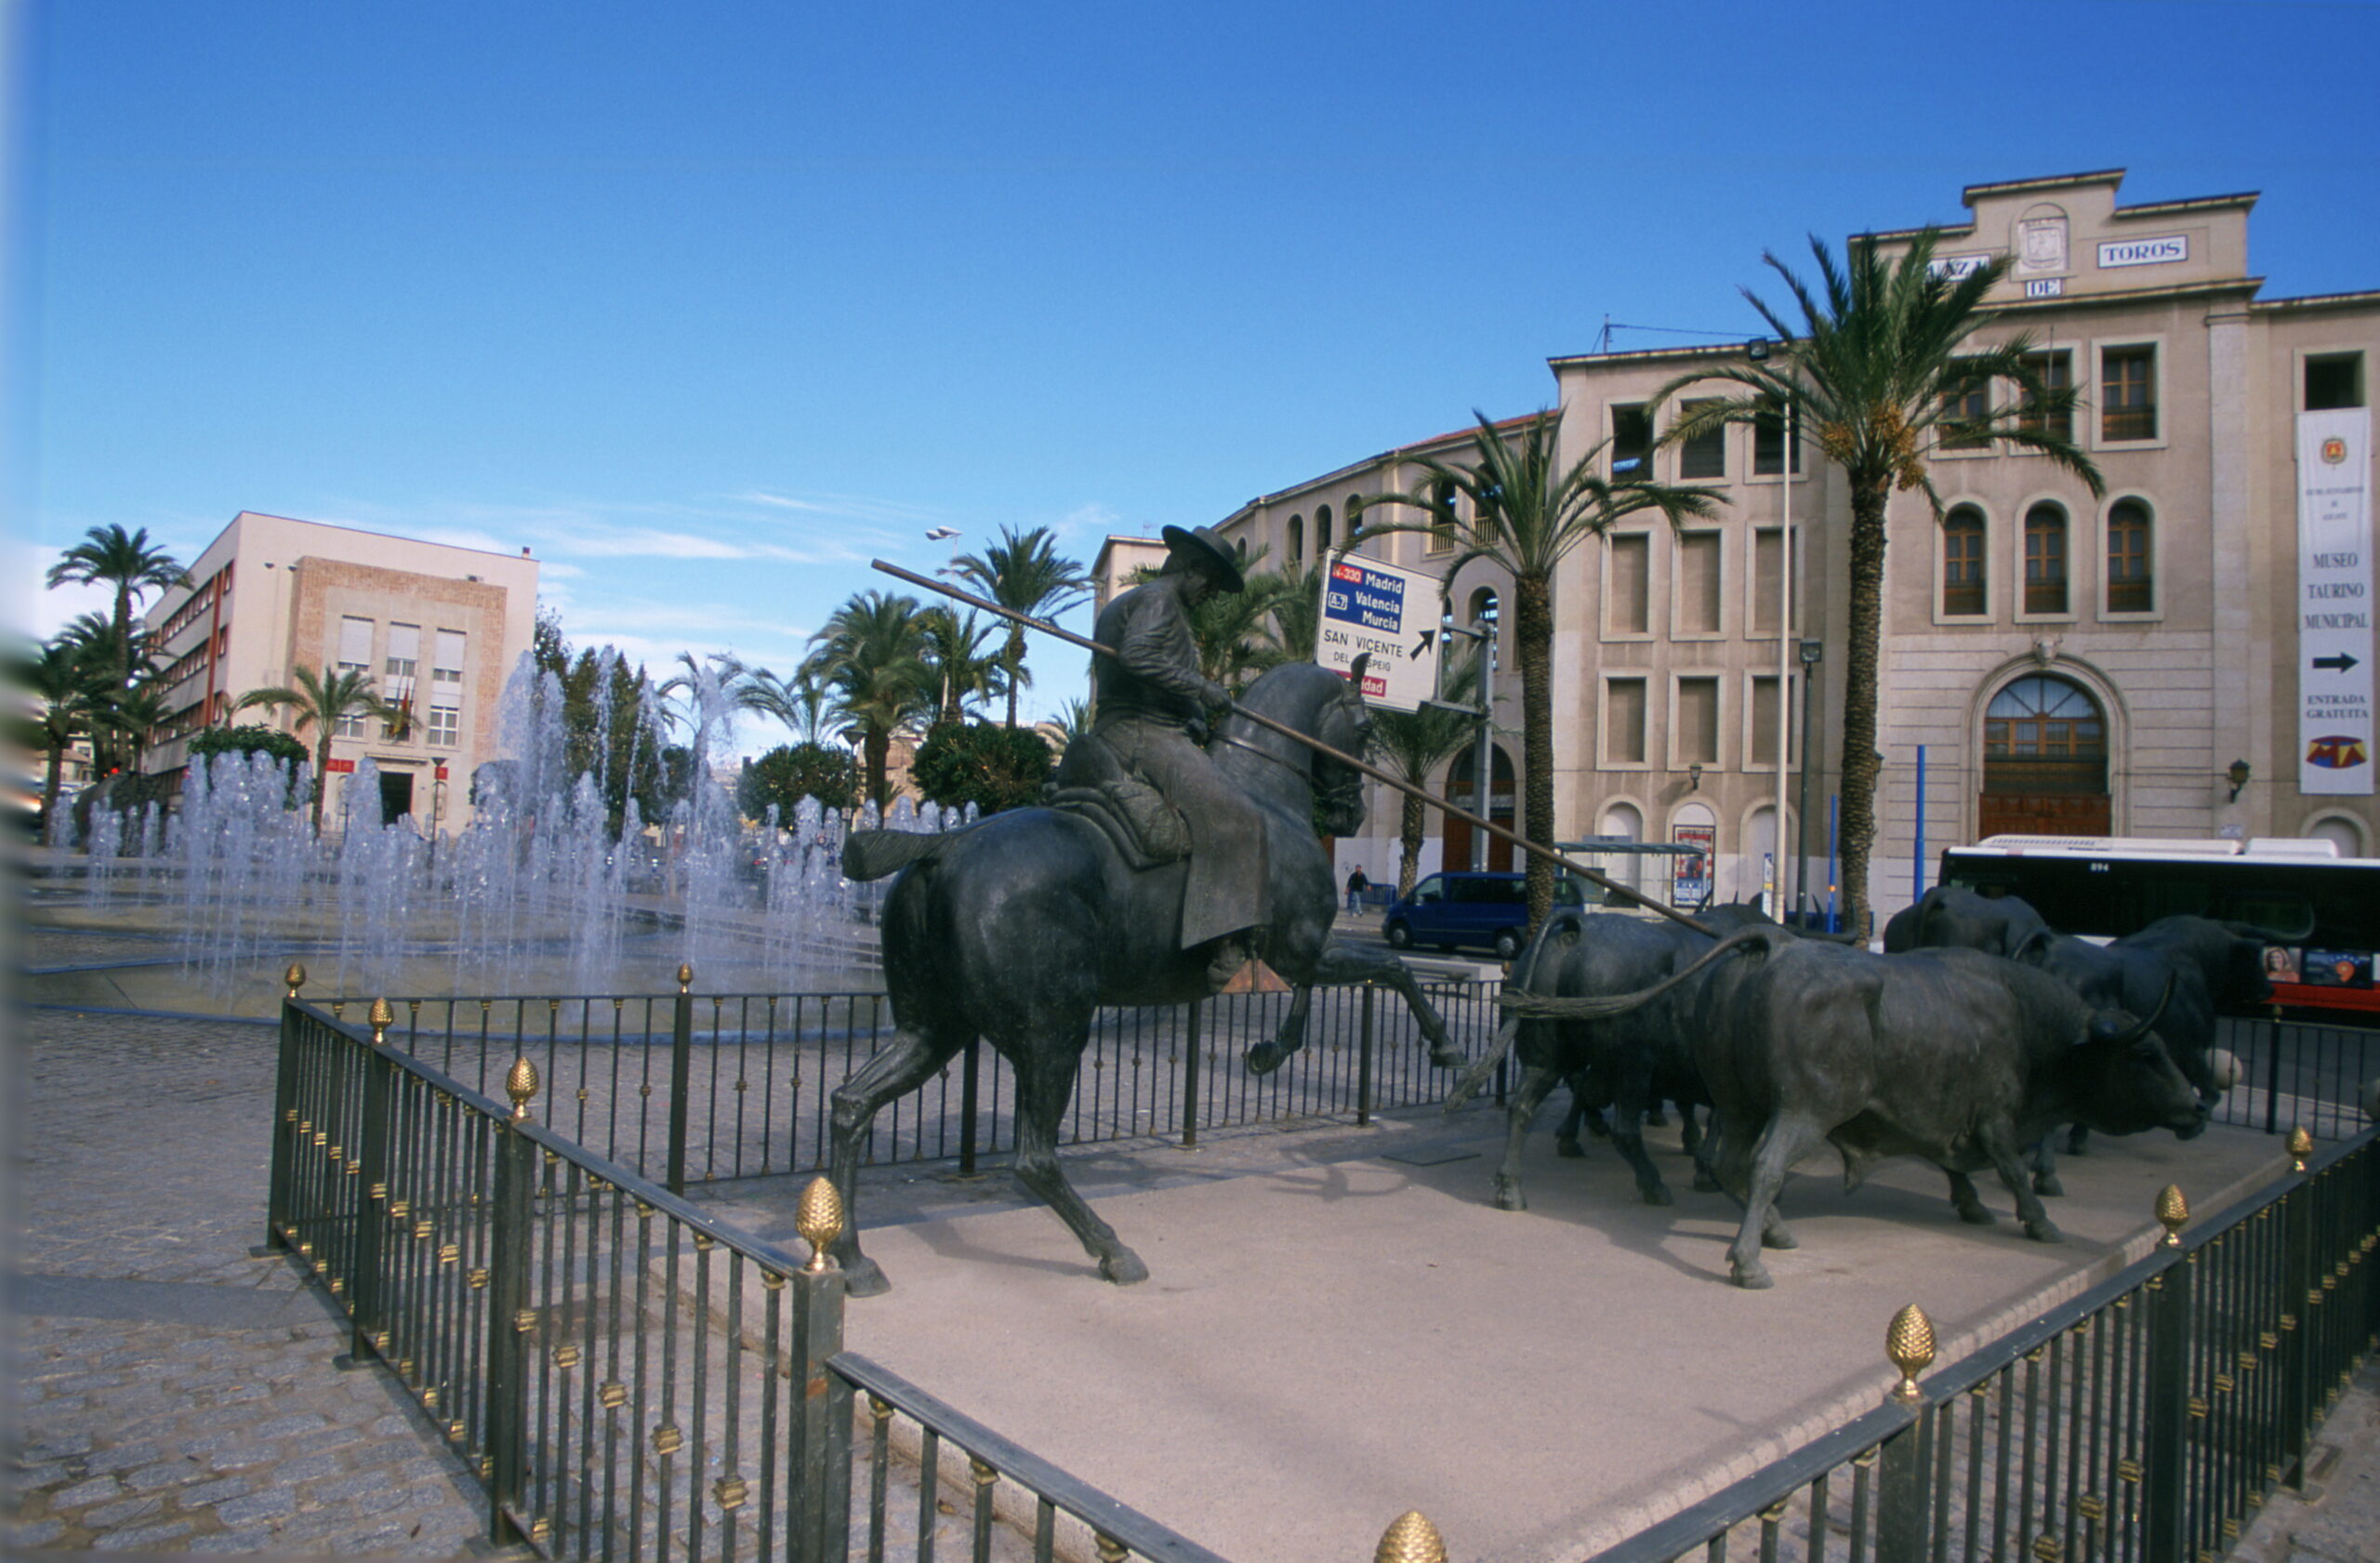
[18,0,2380,744]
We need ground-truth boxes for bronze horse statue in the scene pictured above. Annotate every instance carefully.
[830,660,1460,1293]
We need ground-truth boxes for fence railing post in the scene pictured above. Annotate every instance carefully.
[1356,984,1376,1127]
[789,1179,853,1563]
[2263,1007,2285,1134]
[340,1000,398,1368]
[1180,1000,1202,1150]
[2143,1187,2195,1562]
[483,1058,541,1549]
[668,963,694,1195]
[958,1040,982,1176]
[2280,1130,2317,1489]
[1876,1304,1936,1563]
[258,966,308,1256]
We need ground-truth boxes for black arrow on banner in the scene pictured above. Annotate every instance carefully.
[1410,628,1436,660]
[2312,653,2360,673]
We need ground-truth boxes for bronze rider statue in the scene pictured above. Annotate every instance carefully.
[1068,524,1274,991]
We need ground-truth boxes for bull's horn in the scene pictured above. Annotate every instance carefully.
[2098,973,2178,1046]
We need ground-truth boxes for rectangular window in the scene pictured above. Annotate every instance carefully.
[1943,513,1988,616]
[433,629,466,682]
[1607,535,1650,635]
[385,623,420,679]
[2101,346,2158,441]
[1606,678,1647,765]
[1677,532,1722,634]
[1750,675,1788,768]
[1610,404,1654,478]
[1676,677,1720,766]
[334,710,367,739]
[2018,351,2073,440]
[1752,400,1801,474]
[1939,374,1990,450]
[337,615,374,674]
[2306,352,2366,411]
[2106,500,2153,613]
[1677,400,1726,479]
[2025,508,2069,615]
[428,704,460,748]
[1751,528,1792,635]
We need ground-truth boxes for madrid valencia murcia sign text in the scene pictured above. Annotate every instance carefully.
[2297,408,2374,795]
[1318,555,1442,713]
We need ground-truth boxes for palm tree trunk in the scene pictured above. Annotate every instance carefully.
[1398,792,1424,896]
[1004,628,1025,728]
[1516,572,1556,933]
[113,583,134,693]
[311,735,332,835]
[865,728,891,807]
[1836,478,1890,940]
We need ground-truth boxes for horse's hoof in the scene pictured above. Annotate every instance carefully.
[1761,1225,1799,1251]
[1245,1043,1289,1077]
[2024,1220,2065,1245]
[1493,1182,1527,1212]
[1731,1262,1776,1291]
[841,1256,892,1298]
[1100,1250,1149,1286]
[2032,1173,2065,1199]
[1554,1137,1586,1159]
[1957,1204,1996,1226]
[1639,1184,1674,1208]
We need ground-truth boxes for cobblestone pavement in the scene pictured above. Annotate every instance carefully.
[7,1009,491,1556]
[2234,1358,2380,1563]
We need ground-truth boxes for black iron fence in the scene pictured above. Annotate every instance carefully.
[266,996,1248,1562]
[1584,1127,2380,1563]
[307,970,1506,1194]
[2216,1013,2380,1143]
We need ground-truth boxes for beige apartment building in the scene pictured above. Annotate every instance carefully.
[143,512,540,834]
[1216,171,2377,921]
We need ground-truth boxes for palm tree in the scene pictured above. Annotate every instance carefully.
[45,524,190,694]
[1652,231,2102,936]
[917,607,1006,729]
[1370,653,1482,895]
[1256,563,1324,667]
[97,678,171,779]
[801,591,932,807]
[734,666,835,746]
[1356,410,1722,931]
[20,638,102,845]
[952,526,1091,727]
[234,664,402,834]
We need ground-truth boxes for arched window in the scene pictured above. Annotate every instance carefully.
[1346,494,1365,546]
[1600,802,1646,896]
[1288,515,1304,566]
[1427,479,1457,554]
[1942,505,1986,616]
[2309,815,2368,857]
[1316,504,1334,559]
[2024,502,2069,615]
[1981,675,2110,835]
[2107,498,2153,613]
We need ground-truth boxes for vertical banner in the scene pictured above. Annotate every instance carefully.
[2297,409,2373,795]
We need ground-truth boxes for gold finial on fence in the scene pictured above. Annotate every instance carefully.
[506,1057,541,1122]
[1886,1304,1937,1401]
[677,962,694,992]
[1374,1511,1448,1563]
[2287,1127,2314,1173]
[2157,1185,2189,1248]
[796,1176,844,1272]
[284,962,307,999]
[368,998,394,1044]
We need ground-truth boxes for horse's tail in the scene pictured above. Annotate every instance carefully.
[841,829,952,882]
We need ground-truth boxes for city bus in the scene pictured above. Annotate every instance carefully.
[1932,835,2380,1022]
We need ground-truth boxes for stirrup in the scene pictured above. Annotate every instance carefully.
[1215,958,1292,995]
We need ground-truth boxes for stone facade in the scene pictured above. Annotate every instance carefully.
[1214,171,2378,923]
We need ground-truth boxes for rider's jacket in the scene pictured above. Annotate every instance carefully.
[1090,573,1223,735]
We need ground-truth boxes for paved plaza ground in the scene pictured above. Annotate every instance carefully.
[7,927,2378,1559]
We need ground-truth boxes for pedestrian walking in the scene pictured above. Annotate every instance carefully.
[1344,866,1368,914]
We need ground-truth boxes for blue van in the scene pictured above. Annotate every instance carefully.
[1382,871,1587,960]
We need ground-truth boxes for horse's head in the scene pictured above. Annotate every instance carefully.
[1231,658,1376,836]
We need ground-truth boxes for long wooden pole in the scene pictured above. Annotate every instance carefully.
[870,559,1712,937]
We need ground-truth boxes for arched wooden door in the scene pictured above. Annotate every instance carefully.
[1979,674,2111,837]
[1441,744,1516,871]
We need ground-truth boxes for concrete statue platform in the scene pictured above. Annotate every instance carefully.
[701,1108,2296,1563]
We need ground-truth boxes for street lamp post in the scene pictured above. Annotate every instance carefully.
[1440,617,1499,871]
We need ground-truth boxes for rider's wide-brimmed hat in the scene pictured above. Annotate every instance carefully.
[1159,524,1247,594]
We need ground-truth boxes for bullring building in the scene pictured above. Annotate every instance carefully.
[1212,170,2376,922]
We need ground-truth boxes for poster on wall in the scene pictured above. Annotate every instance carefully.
[2297,408,2373,796]
[1671,823,1714,907]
